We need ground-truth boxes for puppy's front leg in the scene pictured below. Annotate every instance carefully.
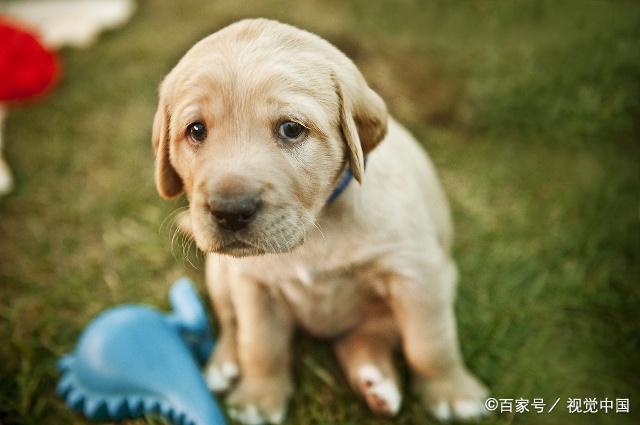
[204,257,240,393]
[227,275,293,425]
[388,259,489,422]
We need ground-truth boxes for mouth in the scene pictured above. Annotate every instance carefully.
[193,209,308,257]
[214,239,266,257]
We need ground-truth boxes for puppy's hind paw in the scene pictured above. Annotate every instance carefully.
[357,364,402,416]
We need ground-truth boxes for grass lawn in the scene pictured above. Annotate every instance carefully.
[1,1,638,424]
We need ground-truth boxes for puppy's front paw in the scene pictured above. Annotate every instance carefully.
[204,336,240,393]
[417,369,489,422]
[226,376,292,425]
[205,360,239,393]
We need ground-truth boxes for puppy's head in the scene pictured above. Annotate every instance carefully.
[152,19,387,256]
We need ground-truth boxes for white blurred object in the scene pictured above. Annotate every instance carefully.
[0,0,136,197]
[1,0,136,49]
[0,106,14,196]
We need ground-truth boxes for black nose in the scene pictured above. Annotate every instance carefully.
[209,195,260,231]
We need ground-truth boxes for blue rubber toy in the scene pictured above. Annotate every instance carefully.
[57,278,227,425]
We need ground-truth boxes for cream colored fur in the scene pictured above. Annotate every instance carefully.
[153,19,488,424]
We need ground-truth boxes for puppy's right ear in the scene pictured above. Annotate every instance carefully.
[332,61,387,183]
[335,76,387,183]
[152,88,183,199]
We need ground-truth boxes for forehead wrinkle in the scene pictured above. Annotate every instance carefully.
[255,63,334,97]
[169,68,225,112]
[176,104,201,128]
[271,99,329,140]
[171,95,218,136]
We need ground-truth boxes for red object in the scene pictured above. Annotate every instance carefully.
[0,19,60,102]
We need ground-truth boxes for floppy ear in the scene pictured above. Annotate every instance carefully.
[335,71,388,182]
[152,91,183,199]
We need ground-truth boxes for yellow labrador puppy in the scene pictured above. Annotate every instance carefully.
[152,19,488,424]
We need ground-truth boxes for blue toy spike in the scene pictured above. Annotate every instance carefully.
[168,277,214,366]
[57,278,226,425]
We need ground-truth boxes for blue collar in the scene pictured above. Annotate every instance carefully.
[326,165,355,204]
[326,158,366,204]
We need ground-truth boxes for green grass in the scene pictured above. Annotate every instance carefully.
[1,1,639,424]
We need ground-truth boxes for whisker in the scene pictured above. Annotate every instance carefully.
[191,238,202,261]
[159,206,188,234]
[185,238,200,270]
[307,216,325,240]
[300,214,324,240]
[181,231,189,261]
[169,224,181,259]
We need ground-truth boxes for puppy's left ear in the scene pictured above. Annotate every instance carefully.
[334,69,388,182]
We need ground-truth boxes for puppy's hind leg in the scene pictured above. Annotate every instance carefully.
[388,259,489,422]
[204,256,240,393]
[334,309,402,416]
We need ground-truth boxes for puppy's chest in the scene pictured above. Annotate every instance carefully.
[274,263,386,338]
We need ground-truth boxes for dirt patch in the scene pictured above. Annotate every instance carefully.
[327,33,463,127]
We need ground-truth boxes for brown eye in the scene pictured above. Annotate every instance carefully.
[187,122,207,144]
[277,121,306,141]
